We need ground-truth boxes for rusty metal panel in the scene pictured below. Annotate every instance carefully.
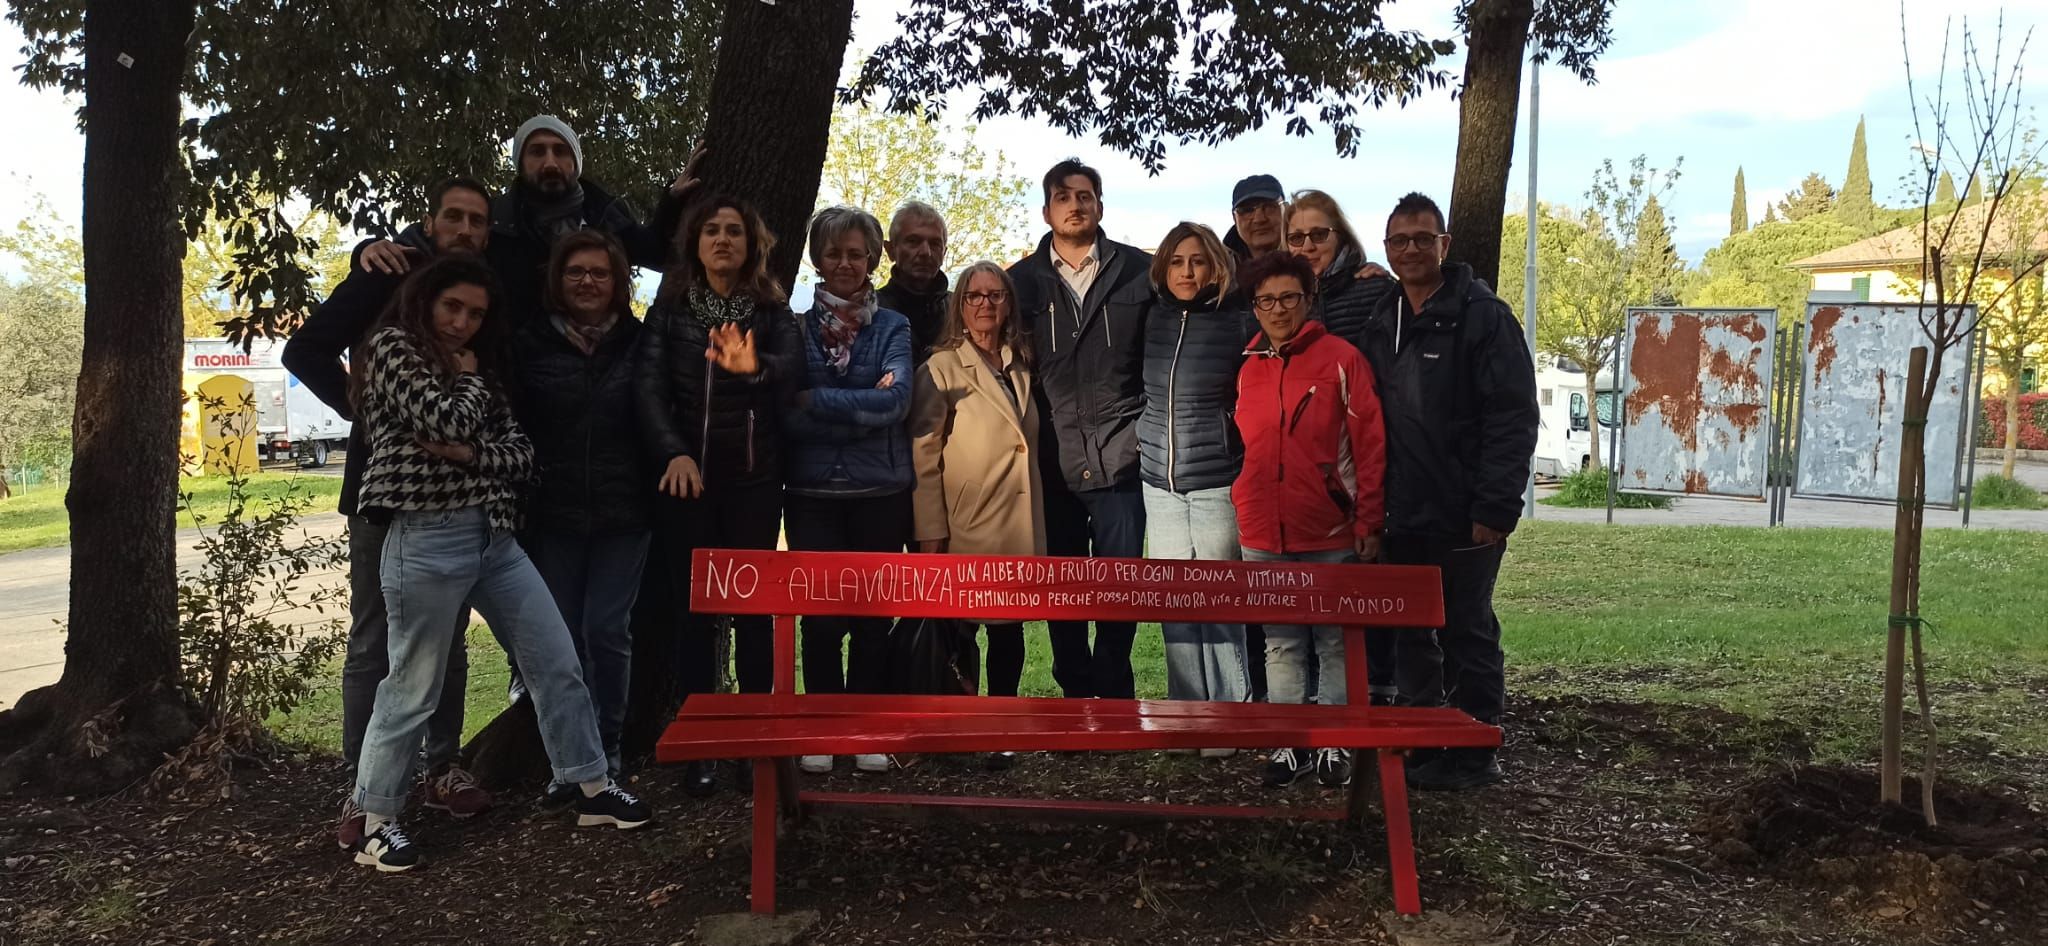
[1617,308,1776,500]
[1793,303,1975,506]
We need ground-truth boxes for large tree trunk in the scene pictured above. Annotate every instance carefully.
[1444,0,1534,291]
[0,0,201,794]
[2003,378,2021,479]
[698,0,855,291]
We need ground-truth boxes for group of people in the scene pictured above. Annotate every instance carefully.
[282,114,1539,875]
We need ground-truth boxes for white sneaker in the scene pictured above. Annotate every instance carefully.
[854,754,891,773]
[799,755,834,774]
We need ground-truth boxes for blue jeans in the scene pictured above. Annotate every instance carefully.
[1242,546,1352,707]
[1142,484,1248,703]
[355,507,607,816]
[340,515,467,775]
[524,529,651,777]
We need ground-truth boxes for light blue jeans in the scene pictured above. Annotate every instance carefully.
[1242,546,1352,707]
[1143,484,1249,704]
[354,507,607,816]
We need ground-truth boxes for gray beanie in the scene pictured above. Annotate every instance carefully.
[514,114,583,176]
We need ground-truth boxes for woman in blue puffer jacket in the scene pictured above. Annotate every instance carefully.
[783,205,916,776]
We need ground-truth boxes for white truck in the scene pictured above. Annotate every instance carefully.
[1532,354,1619,479]
[184,337,351,467]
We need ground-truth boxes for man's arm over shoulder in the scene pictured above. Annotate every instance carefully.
[281,266,401,418]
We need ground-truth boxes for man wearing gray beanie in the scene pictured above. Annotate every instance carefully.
[361,113,703,328]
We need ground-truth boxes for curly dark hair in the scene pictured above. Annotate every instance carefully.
[1237,250,1317,302]
[656,194,787,305]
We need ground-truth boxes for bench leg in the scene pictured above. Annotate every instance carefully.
[751,758,779,914]
[1377,749,1422,915]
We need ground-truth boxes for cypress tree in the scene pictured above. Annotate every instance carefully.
[1731,166,1749,235]
[1839,116,1876,227]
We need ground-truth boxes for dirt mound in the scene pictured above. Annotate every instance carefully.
[1515,695,1811,762]
[1704,765,2048,930]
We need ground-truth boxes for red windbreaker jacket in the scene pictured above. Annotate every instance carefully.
[1231,321,1387,554]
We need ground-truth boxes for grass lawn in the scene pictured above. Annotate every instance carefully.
[0,470,343,555]
[270,521,2048,775]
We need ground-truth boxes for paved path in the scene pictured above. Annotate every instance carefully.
[7,460,2046,711]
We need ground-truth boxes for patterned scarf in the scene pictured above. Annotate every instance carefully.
[813,283,877,375]
[552,313,616,356]
[687,285,756,330]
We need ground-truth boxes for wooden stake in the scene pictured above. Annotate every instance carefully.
[1881,346,1929,806]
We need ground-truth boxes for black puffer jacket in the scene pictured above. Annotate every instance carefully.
[1137,287,1256,494]
[633,291,803,491]
[1356,262,1539,538]
[1008,230,1153,492]
[508,313,651,535]
[1313,246,1396,353]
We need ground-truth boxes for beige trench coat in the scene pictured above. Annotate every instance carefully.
[908,343,1047,556]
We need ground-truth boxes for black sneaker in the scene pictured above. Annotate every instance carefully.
[352,821,420,872]
[1315,748,1354,787]
[576,782,652,829]
[984,751,1017,772]
[682,760,718,798]
[539,780,579,809]
[1262,748,1313,788]
[1409,748,1504,792]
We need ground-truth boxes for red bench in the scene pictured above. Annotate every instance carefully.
[656,549,1500,916]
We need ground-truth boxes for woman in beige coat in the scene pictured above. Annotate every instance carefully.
[909,261,1043,767]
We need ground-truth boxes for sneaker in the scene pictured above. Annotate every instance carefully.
[1199,747,1238,759]
[1262,748,1313,788]
[1409,748,1504,792]
[539,781,580,809]
[576,782,652,829]
[984,751,1017,772]
[424,765,493,818]
[353,821,420,872]
[854,754,891,773]
[1315,748,1354,787]
[335,796,365,851]
[682,760,718,798]
[799,755,835,774]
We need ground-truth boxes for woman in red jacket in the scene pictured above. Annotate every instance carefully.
[1231,251,1386,791]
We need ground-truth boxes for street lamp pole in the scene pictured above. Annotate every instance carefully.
[1522,57,1541,519]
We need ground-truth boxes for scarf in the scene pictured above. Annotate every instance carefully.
[551,313,616,356]
[687,286,756,330]
[813,283,877,375]
[524,180,588,244]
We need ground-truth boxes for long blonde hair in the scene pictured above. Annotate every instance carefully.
[935,261,1032,366]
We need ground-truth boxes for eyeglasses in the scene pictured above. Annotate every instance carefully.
[1251,291,1308,312]
[1234,199,1281,217]
[563,267,614,283]
[1383,233,1446,252]
[1285,227,1334,247]
[962,290,1010,307]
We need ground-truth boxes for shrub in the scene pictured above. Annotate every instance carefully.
[1541,467,1673,509]
[1977,392,2048,451]
[1969,474,2047,510]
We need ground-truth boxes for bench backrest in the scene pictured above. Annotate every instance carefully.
[690,549,1444,699]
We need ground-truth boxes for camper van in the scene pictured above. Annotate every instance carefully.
[183,338,351,467]
[1533,354,1619,479]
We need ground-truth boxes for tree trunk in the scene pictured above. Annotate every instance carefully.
[0,0,201,794]
[1444,0,1534,291]
[2003,378,2020,479]
[699,0,857,292]
[1585,370,1603,471]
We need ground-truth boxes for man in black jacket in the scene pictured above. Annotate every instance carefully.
[876,200,951,366]
[359,115,698,327]
[1008,159,1153,700]
[281,176,498,843]
[1357,193,1539,791]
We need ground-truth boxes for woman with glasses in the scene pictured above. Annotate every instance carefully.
[1286,189,1394,353]
[908,261,1044,769]
[1231,251,1386,791]
[509,230,651,783]
[784,206,916,777]
[1138,222,1257,731]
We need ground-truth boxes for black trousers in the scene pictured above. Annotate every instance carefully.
[658,481,783,696]
[1381,533,1508,725]
[786,490,912,695]
[1043,479,1144,699]
[975,623,1025,697]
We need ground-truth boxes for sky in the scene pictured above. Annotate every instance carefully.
[2,0,2044,272]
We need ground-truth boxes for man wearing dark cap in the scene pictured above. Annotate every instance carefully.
[1224,174,1287,261]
